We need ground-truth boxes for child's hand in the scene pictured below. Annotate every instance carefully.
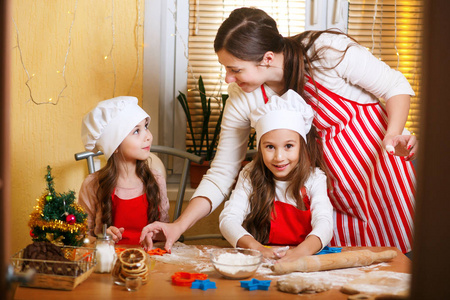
[276,236,322,263]
[107,226,124,243]
[259,247,279,259]
[275,248,307,263]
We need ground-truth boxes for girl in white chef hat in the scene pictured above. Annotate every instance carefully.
[78,96,169,245]
[219,90,333,262]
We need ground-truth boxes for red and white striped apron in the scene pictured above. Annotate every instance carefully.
[261,81,415,253]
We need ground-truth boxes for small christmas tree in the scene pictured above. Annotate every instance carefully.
[28,166,88,246]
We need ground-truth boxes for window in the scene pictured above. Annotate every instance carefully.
[347,0,423,137]
[185,1,307,152]
[143,0,422,160]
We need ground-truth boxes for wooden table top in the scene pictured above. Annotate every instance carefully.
[13,246,411,300]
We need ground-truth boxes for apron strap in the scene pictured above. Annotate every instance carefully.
[261,85,269,104]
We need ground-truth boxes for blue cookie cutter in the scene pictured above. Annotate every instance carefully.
[240,278,272,291]
[191,279,217,291]
[316,246,342,255]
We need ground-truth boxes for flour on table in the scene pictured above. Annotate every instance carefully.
[259,260,394,294]
[151,242,205,265]
[341,271,410,297]
[150,243,399,295]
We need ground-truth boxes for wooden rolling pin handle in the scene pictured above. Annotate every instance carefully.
[272,249,397,274]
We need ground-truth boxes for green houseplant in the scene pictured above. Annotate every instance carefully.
[177,76,257,187]
[177,76,228,161]
[177,76,228,187]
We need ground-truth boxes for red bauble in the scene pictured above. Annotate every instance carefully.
[66,214,76,225]
[30,230,35,238]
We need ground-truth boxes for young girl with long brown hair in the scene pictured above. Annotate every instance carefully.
[79,97,169,245]
[219,91,333,262]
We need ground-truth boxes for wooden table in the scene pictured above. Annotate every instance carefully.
[13,246,411,299]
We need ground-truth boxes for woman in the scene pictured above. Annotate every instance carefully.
[141,7,416,254]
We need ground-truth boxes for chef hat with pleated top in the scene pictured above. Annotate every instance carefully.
[250,89,314,147]
[81,96,150,160]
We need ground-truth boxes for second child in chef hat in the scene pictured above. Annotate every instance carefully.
[78,96,169,246]
[219,90,333,261]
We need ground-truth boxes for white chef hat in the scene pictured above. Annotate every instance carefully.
[81,96,150,160]
[250,89,314,147]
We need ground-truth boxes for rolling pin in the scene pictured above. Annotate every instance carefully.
[272,249,397,274]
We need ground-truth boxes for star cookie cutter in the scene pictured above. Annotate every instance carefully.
[316,246,342,255]
[240,278,271,291]
[191,279,217,291]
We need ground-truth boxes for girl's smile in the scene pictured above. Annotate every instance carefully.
[260,129,301,181]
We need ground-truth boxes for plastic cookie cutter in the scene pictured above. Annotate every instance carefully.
[191,279,217,291]
[240,278,272,291]
[147,248,167,256]
[171,272,208,287]
[316,246,342,255]
[115,247,126,254]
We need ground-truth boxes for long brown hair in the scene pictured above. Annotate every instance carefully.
[96,153,161,227]
[214,7,357,98]
[243,127,330,244]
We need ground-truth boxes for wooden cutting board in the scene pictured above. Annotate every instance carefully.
[341,271,411,299]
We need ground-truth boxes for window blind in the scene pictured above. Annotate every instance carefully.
[184,0,422,153]
[347,0,423,137]
[186,0,306,152]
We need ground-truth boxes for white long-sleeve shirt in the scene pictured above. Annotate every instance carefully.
[219,164,333,249]
[192,33,415,213]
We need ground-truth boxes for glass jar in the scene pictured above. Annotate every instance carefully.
[94,233,116,273]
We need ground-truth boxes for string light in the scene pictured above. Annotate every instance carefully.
[127,0,143,95]
[394,0,400,69]
[106,0,117,98]
[12,0,78,105]
[371,0,378,55]
[378,2,383,60]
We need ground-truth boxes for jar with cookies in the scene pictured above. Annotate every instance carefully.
[112,248,151,286]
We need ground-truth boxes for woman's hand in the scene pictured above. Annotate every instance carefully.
[139,197,212,252]
[139,222,184,253]
[383,134,418,161]
[107,226,124,243]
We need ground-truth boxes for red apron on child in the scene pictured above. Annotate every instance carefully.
[112,193,148,245]
[261,80,415,253]
[268,187,312,245]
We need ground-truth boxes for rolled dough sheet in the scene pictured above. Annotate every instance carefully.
[340,271,410,298]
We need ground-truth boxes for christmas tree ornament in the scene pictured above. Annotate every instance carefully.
[66,214,76,225]
[28,166,88,246]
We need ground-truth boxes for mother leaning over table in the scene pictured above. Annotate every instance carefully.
[140,7,417,256]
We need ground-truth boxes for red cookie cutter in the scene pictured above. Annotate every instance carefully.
[171,272,208,287]
[115,247,126,254]
[147,248,168,256]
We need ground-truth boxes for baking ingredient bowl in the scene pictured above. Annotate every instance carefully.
[210,248,262,279]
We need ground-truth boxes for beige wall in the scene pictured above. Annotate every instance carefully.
[10,0,144,253]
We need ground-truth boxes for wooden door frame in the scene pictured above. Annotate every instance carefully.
[0,0,11,298]
[410,0,450,298]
